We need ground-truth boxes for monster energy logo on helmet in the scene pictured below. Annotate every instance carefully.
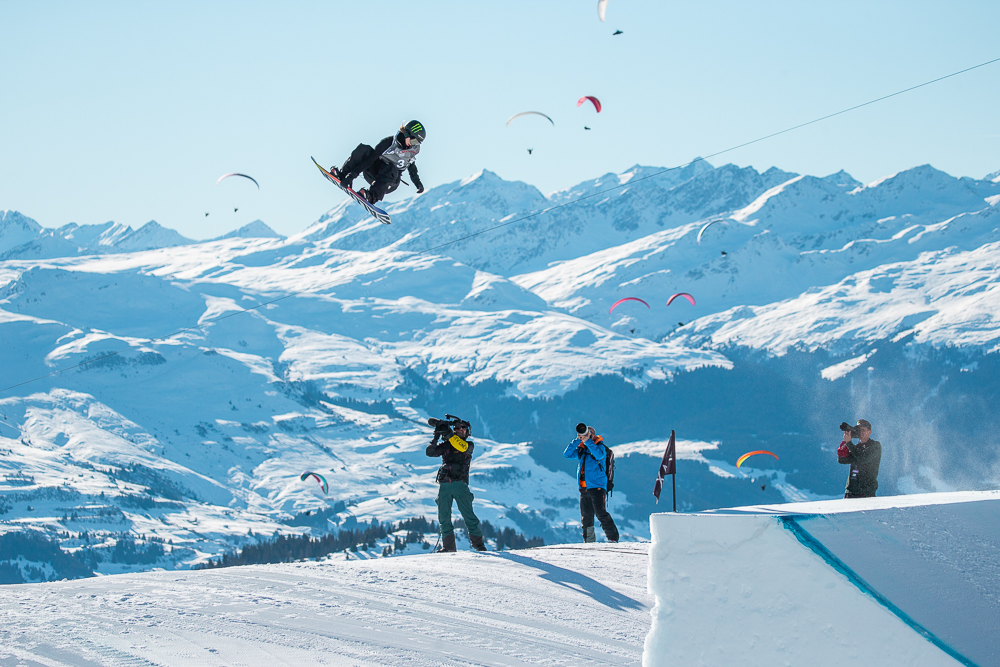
[401,120,426,143]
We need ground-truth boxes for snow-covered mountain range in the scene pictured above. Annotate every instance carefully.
[1,158,999,580]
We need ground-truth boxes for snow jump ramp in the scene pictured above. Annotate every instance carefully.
[644,491,1000,667]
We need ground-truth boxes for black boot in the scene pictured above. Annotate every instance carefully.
[358,188,378,205]
[333,168,356,190]
[583,526,596,543]
[437,533,457,553]
[470,535,488,552]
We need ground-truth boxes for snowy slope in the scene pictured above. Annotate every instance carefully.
[646,491,1000,666]
[510,165,1000,342]
[0,235,730,573]
[0,543,652,666]
[3,160,1000,579]
[677,237,1000,355]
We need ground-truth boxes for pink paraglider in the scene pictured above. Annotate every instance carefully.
[667,293,696,307]
[577,96,602,113]
[609,297,650,314]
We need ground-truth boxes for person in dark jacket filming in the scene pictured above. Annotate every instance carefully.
[837,418,882,498]
[426,415,487,553]
[564,423,619,543]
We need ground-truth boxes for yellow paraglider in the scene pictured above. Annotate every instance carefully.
[736,450,779,468]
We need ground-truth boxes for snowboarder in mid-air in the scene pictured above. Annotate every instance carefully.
[331,120,426,205]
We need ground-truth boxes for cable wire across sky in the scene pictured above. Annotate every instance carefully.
[2,55,998,396]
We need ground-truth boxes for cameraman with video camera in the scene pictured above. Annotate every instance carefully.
[426,414,487,552]
[837,419,882,498]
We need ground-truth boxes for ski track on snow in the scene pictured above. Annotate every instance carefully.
[0,544,651,666]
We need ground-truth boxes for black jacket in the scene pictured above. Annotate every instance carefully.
[838,439,882,497]
[365,136,423,190]
[426,428,474,484]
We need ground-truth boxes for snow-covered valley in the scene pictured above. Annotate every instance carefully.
[1,159,999,582]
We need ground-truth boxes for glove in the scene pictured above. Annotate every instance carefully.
[837,441,850,458]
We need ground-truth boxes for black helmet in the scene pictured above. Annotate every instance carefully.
[400,120,426,144]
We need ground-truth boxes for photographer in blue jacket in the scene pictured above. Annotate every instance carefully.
[564,423,619,543]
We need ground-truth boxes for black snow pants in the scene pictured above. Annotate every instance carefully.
[340,143,401,203]
[580,488,619,542]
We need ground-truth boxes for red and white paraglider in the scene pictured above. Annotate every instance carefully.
[609,297,650,314]
[577,96,602,113]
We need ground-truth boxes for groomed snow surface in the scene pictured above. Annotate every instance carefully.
[0,542,652,666]
[646,490,1000,667]
[3,491,997,666]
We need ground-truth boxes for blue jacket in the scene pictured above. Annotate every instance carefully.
[563,435,609,490]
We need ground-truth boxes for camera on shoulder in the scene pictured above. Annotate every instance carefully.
[428,414,470,435]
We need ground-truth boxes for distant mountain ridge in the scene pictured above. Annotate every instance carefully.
[0,216,282,260]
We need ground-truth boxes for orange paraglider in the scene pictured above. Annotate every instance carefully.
[736,450,779,468]
[609,297,650,314]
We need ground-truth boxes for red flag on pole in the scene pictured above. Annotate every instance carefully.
[653,430,676,504]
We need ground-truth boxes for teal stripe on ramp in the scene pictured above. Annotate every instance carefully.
[779,516,978,667]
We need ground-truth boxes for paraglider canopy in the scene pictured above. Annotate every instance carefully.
[697,219,728,245]
[577,96,602,113]
[506,111,555,128]
[736,450,779,468]
[300,471,328,494]
[216,173,260,189]
[667,293,696,307]
[609,297,650,314]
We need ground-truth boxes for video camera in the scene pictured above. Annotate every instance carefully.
[839,421,861,439]
[428,414,471,438]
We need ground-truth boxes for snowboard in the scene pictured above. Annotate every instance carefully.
[311,156,391,224]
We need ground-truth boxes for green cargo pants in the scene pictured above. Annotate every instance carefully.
[437,480,483,538]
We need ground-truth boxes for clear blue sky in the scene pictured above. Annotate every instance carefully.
[2,1,998,239]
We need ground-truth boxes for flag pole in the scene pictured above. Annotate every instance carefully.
[672,466,677,512]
